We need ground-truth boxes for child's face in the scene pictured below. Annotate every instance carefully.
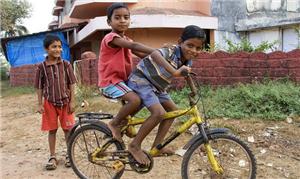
[180,38,203,61]
[45,40,62,59]
[108,7,130,33]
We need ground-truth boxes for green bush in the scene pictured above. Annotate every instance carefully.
[0,66,9,80]
[0,57,9,81]
[225,38,278,53]
[170,80,300,120]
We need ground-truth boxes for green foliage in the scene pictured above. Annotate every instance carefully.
[0,57,10,81]
[0,80,34,97]
[204,43,221,52]
[224,37,278,53]
[75,84,99,104]
[0,0,32,37]
[170,80,300,120]
[225,38,253,53]
[254,41,278,52]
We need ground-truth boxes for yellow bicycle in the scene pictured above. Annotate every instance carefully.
[67,73,256,179]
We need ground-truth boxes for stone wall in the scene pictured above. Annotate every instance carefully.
[9,64,37,86]
[9,49,300,88]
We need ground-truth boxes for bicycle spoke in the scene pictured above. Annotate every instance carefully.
[74,137,87,153]
[69,125,125,179]
[182,134,256,179]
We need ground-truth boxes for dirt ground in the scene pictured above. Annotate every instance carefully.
[1,93,300,179]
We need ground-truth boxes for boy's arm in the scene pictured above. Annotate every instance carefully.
[131,50,149,59]
[69,84,76,114]
[37,89,44,113]
[111,37,154,54]
[150,50,191,77]
[35,65,44,113]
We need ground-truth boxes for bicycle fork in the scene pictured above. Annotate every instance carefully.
[199,124,224,174]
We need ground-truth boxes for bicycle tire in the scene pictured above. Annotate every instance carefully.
[181,133,256,179]
[68,124,125,179]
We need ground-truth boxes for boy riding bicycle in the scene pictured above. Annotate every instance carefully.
[127,25,206,165]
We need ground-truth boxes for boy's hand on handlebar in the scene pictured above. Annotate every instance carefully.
[189,91,196,97]
[173,65,191,77]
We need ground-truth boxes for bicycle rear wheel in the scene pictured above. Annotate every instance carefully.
[68,124,125,179]
[182,133,256,179]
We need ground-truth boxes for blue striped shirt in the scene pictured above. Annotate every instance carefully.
[136,45,192,91]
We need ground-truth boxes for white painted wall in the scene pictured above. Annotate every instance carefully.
[248,28,280,52]
[247,26,300,52]
[283,27,300,51]
[246,0,292,12]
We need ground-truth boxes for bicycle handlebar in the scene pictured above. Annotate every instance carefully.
[181,70,198,106]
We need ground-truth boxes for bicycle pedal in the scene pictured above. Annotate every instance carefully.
[112,160,125,172]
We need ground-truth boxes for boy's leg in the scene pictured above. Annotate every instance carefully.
[63,129,71,145]
[63,129,71,167]
[151,100,177,154]
[128,103,165,165]
[48,129,58,157]
[59,102,76,167]
[42,100,60,169]
[108,91,141,142]
[46,129,58,170]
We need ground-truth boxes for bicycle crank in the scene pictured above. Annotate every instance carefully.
[128,151,154,174]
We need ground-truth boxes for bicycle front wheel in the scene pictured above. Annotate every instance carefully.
[68,124,125,179]
[182,133,256,179]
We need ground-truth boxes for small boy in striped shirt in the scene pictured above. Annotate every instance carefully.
[35,34,76,170]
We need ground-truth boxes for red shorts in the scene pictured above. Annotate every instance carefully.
[41,99,75,131]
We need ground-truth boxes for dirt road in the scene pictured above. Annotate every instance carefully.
[1,93,299,178]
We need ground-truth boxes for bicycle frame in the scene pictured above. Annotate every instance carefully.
[123,104,224,174]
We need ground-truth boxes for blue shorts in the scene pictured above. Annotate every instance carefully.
[100,82,132,99]
[127,73,171,108]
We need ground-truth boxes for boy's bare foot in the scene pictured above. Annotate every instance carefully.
[128,143,150,165]
[107,122,123,142]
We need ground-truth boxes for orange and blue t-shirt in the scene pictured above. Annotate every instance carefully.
[98,32,133,87]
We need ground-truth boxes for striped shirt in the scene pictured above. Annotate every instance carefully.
[34,57,76,106]
[136,45,192,91]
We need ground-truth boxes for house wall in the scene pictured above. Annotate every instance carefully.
[127,28,183,48]
[129,0,211,15]
[248,28,281,52]
[212,0,300,52]
[211,0,248,48]
[64,0,215,58]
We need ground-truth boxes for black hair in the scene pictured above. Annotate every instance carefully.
[181,25,206,42]
[107,3,129,21]
[43,34,62,48]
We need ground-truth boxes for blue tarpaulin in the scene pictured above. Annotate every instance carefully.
[6,31,70,67]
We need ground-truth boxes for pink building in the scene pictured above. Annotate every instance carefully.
[50,0,218,61]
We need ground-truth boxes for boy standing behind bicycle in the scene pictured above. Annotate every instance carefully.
[127,25,206,165]
[35,34,77,170]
